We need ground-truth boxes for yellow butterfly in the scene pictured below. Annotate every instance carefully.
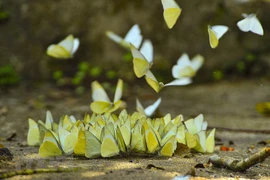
[100,124,120,157]
[130,41,153,78]
[161,0,181,29]
[106,24,143,50]
[136,98,162,117]
[130,119,146,153]
[27,111,58,146]
[185,129,215,153]
[46,34,79,59]
[208,25,228,49]
[159,135,176,156]
[172,53,204,79]
[74,129,86,156]
[145,70,192,93]
[39,126,78,157]
[143,121,161,153]
[27,118,40,146]
[85,130,102,158]
[90,79,123,114]
[184,114,207,134]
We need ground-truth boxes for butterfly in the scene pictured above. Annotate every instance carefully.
[106,24,143,50]
[130,40,154,78]
[185,129,215,153]
[143,121,161,153]
[27,118,40,146]
[46,34,79,59]
[161,0,181,29]
[90,79,123,114]
[172,53,204,79]
[184,114,215,153]
[145,70,192,93]
[39,125,79,157]
[136,98,162,117]
[208,25,228,48]
[100,123,120,157]
[74,129,86,156]
[184,114,207,135]
[27,111,58,146]
[84,130,102,158]
[237,13,264,36]
[130,119,147,153]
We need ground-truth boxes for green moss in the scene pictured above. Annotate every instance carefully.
[0,64,20,87]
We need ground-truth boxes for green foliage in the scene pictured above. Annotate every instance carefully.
[0,64,20,87]
[106,70,117,79]
[122,52,133,62]
[51,61,105,93]
[213,70,224,81]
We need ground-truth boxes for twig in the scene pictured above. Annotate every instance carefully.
[0,167,79,179]
[209,148,270,172]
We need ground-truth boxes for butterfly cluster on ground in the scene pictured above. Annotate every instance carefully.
[27,111,215,158]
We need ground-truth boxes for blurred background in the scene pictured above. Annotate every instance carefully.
[0,0,270,91]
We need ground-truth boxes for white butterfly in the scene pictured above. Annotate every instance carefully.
[136,98,162,117]
[208,25,228,48]
[172,53,204,79]
[237,13,264,36]
[46,35,79,59]
[106,24,143,50]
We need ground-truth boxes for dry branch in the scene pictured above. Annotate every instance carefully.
[209,148,270,172]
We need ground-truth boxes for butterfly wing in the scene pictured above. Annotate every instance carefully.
[250,15,264,35]
[145,71,164,93]
[130,43,152,78]
[27,118,40,146]
[140,40,154,63]
[159,135,176,156]
[211,25,228,39]
[161,0,181,29]
[164,78,192,87]
[74,129,86,156]
[208,26,219,49]
[72,38,80,54]
[144,98,162,117]
[113,79,123,103]
[91,81,110,102]
[191,54,204,71]
[100,126,120,157]
[206,128,216,153]
[124,24,143,48]
[85,131,102,158]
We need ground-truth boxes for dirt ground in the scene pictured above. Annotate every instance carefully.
[0,79,270,179]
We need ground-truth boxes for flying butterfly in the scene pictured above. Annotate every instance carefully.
[145,70,192,93]
[46,34,79,59]
[161,0,181,29]
[208,25,228,49]
[172,53,204,79]
[90,79,123,114]
[237,13,264,36]
[106,24,143,50]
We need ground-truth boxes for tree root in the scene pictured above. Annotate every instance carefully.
[209,148,270,172]
[0,167,79,179]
